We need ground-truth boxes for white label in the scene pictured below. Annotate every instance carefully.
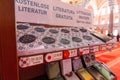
[19,55,44,68]
[113,43,118,48]
[29,55,43,66]
[83,49,89,54]
[51,0,76,26]
[101,45,107,50]
[45,52,63,62]
[80,47,89,54]
[94,46,99,52]
[52,52,63,61]
[90,46,99,52]
[69,49,77,57]
[107,44,112,49]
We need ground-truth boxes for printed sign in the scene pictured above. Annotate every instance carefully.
[15,0,92,27]
[106,43,112,49]
[15,0,52,24]
[52,52,63,61]
[100,44,107,51]
[69,49,78,57]
[51,0,76,26]
[79,47,89,54]
[29,55,43,66]
[112,43,118,48]
[19,55,43,68]
[75,5,92,28]
[90,45,100,52]
[45,52,63,62]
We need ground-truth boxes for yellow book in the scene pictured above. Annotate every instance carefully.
[77,68,95,80]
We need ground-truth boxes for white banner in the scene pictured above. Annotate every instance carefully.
[15,0,52,24]
[15,0,92,27]
[50,0,76,26]
[75,5,92,28]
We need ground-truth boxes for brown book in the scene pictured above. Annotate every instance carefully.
[46,62,63,80]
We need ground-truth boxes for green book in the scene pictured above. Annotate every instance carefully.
[93,62,115,80]
[46,62,64,80]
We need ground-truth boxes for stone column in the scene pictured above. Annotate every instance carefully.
[108,0,114,36]
[108,7,114,36]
